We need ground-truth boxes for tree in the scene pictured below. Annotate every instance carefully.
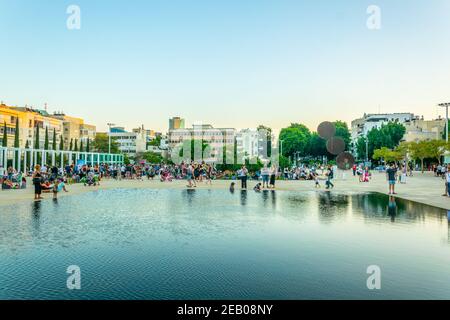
[69,138,73,151]
[148,135,161,147]
[279,123,311,158]
[59,135,64,151]
[44,127,49,150]
[307,132,327,158]
[373,147,402,163]
[333,120,351,150]
[356,122,406,160]
[80,140,84,153]
[2,121,7,147]
[25,140,30,149]
[34,126,40,149]
[92,133,119,153]
[428,140,449,165]
[86,139,90,152]
[14,117,19,148]
[52,128,57,150]
[74,139,78,152]
[142,151,163,164]
[409,141,433,173]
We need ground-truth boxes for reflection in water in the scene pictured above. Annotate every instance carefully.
[183,189,196,205]
[31,200,42,234]
[317,192,350,223]
[448,211,450,244]
[387,196,397,222]
[0,189,449,300]
[240,190,247,206]
[262,190,269,204]
[271,190,276,208]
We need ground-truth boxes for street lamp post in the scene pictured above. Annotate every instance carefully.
[438,103,450,142]
[107,123,115,155]
[365,136,369,163]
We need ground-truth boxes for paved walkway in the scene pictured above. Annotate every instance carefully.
[0,171,448,210]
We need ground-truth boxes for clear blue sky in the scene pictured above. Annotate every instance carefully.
[1,0,449,133]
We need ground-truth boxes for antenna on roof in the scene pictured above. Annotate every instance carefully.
[44,103,48,112]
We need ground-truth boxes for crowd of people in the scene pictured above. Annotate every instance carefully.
[2,158,450,201]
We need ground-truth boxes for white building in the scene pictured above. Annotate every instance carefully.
[402,116,446,142]
[109,127,147,157]
[351,113,415,153]
[168,124,236,163]
[236,129,261,159]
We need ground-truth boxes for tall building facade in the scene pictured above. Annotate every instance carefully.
[109,127,147,157]
[169,117,185,130]
[402,117,446,142]
[168,124,236,163]
[52,113,96,149]
[0,103,63,149]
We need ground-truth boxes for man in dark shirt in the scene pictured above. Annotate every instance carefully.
[386,163,398,195]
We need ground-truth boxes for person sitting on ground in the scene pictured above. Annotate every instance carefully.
[229,182,235,193]
[41,181,54,193]
[254,182,262,192]
[21,177,27,189]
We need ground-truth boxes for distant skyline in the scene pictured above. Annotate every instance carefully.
[1,0,449,134]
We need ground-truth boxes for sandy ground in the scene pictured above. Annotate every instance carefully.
[0,171,448,210]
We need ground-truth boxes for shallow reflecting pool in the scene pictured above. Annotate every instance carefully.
[0,189,449,300]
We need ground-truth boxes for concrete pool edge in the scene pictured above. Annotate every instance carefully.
[1,173,448,211]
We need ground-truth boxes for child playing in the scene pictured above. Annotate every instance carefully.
[53,179,69,199]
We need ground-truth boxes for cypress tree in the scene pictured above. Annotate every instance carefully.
[59,135,64,150]
[74,139,78,152]
[69,138,73,151]
[2,121,7,147]
[80,140,84,153]
[52,128,57,150]
[86,139,90,152]
[14,117,19,148]
[44,127,49,150]
[34,126,40,149]
[25,140,30,149]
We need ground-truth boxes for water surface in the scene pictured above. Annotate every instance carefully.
[0,189,449,300]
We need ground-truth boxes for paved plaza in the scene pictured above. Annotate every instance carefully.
[0,171,447,210]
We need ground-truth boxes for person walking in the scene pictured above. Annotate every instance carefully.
[325,165,334,189]
[186,163,196,188]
